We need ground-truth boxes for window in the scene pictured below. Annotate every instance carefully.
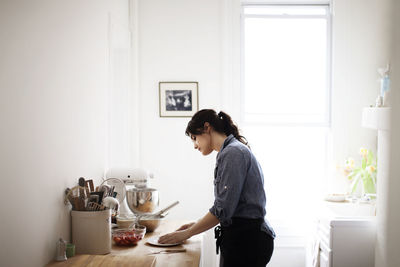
[241,4,331,234]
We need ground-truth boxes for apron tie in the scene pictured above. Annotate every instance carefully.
[214,225,222,255]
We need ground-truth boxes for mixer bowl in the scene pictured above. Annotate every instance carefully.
[126,188,159,214]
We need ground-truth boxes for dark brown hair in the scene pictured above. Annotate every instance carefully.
[185,109,249,147]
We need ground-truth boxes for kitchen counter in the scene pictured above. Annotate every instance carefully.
[319,200,376,218]
[47,220,203,267]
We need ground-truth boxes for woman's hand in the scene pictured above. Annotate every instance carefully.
[158,229,191,244]
[175,222,195,231]
[158,212,218,244]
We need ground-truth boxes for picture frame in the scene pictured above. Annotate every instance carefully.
[159,81,199,117]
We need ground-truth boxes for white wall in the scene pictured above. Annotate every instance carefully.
[330,0,391,193]
[135,1,224,266]
[0,1,129,266]
[137,0,222,220]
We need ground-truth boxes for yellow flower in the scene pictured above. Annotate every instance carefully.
[367,165,376,174]
[359,148,368,157]
[345,157,355,171]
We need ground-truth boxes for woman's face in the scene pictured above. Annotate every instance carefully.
[190,133,213,156]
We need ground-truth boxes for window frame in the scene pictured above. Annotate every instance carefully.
[239,1,333,242]
[240,2,333,127]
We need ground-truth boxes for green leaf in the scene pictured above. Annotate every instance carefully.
[362,169,369,178]
[371,172,377,187]
[363,175,376,194]
[367,150,374,165]
[351,173,361,194]
[348,173,355,180]
[362,157,367,169]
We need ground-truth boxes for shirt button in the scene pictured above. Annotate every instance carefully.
[224,186,227,190]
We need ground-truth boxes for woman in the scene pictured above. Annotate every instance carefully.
[159,109,275,267]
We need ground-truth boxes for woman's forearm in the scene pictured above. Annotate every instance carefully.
[187,211,219,237]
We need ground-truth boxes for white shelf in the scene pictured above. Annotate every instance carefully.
[361,107,391,130]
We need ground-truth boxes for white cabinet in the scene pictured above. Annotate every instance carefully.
[316,204,376,267]
[319,252,330,267]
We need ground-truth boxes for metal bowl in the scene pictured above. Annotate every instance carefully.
[126,188,159,214]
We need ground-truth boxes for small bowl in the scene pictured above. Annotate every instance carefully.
[112,225,146,246]
[134,224,146,236]
[139,215,164,232]
[116,214,136,229]
[324,193,347,202]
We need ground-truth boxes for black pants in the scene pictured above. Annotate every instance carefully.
[216,218,274,267]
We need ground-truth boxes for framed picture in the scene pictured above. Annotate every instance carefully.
[159,81,199,117]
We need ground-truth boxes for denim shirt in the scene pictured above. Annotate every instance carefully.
[209,135,276,238]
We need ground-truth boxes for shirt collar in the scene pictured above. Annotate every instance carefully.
[219,134,235,152]
[216,134,235,164]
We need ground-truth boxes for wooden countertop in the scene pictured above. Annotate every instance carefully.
[47,220,202,267]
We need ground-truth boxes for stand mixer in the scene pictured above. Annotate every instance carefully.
[105,168,159,217]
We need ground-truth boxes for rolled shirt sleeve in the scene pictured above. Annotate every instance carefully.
[209,146,248,226]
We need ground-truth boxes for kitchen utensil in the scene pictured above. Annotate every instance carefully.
[77,178,89,210]
[88,194,99,205]
[102,196,119,211]
[147,237,183,247]
[67,186,87,197]
[64,188,75,209]
[100,178,126,204]
[66,186,88,211]
[85,179,94,192]
[78,177,86,197]
[152,201,179,217]
[73,197,84,211]
[90,191,104,204]
[126,188,159,214]
[98,184,110,196]
[148,248,186,255]
[84,185,90,197]
[130,201,177,232]
[86,202,106,211]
